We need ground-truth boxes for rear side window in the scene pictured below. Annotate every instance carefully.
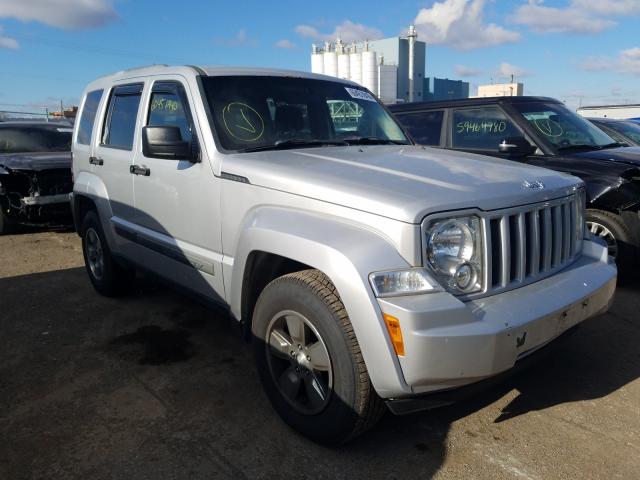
[396,110,444,146]
[102,84,143,150]
[452,107,521,150]
[77,89,103,145]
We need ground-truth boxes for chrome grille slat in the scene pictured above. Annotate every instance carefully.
[542,207,552,271]
[499,216,511,287]
[529,210,540,277]
[483,193,582,297]
[515,212,526,282]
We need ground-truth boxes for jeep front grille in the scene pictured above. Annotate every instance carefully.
[483,192,584,295]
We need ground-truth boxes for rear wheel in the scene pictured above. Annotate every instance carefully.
[586,209,637,275]
[80,210,134,296]
[252,269,385,445]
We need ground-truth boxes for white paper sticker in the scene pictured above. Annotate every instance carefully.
[345,87,377,102]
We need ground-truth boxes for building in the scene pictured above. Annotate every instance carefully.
[310,26,426,104]
[576,104,640,121]
[476,82,524,97]
[424,77,469,101]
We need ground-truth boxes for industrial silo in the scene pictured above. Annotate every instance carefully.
[349,44,362,85]
[311,44,324,74]
[323,42,338,77]
[361,47,378,95]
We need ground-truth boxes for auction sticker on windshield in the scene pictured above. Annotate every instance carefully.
[345,87,376,102]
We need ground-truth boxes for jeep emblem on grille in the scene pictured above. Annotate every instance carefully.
[522,180,545,190]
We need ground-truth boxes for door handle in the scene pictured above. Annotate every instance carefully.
[89,156,103,166]
[130,164,151,176]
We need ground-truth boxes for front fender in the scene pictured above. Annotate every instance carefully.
[226,206,415,397]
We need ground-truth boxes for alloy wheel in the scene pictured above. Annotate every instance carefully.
[265,310,333,415]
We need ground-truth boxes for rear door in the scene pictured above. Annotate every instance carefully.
[92,83,144,251]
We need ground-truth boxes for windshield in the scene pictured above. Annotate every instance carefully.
[606,120,640,144]
[202,76,410,152]
[512,102,616,152]
[0,126,72,154]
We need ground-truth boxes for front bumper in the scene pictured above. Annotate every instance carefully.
[378,239,616,399]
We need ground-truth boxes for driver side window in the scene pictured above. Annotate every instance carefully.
[147,82,193,144]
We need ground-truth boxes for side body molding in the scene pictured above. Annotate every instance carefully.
[226,207,415,397]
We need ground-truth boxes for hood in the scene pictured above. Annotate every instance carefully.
[571,146,640,167]
[0,151,71,172]
[223,145,581,223]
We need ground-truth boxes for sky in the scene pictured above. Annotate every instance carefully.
[1,0,640,114]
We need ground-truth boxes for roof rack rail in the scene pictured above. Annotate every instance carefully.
[115,64,169,75]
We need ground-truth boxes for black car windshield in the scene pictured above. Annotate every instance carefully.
[605,120,640,144]
[0,126,72,154]
[512,102,616,152]
[201,76,410,152]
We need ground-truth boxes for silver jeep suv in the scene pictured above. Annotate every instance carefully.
[71,65,616,444]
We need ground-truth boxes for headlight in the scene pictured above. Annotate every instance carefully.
[425,216,483,294]
[369,268,441,298]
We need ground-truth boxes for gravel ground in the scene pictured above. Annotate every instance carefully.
[0,230,638,479]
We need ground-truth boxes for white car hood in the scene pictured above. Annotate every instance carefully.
[222,145,582,223]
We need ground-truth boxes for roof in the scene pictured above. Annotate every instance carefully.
[83,64,358,91]
[577,104,640,110]
[388,96,561,112]
[0,121,73,128]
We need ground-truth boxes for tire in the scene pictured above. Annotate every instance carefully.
[586,209,637,276]
[80,210,134,296]
[252,269,386,445]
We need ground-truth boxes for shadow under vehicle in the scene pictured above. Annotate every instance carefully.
[0,122,73,234]
[390,97,640,273]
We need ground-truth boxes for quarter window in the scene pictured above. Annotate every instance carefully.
[102,84,143,150]
[452,107,521,150]
[77,89,103,145]
[396,110,444,146]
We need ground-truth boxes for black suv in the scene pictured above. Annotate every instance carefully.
[390,96,640,270]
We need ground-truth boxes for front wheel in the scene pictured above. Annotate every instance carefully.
[252,269,385,445]
[586,209,637,275]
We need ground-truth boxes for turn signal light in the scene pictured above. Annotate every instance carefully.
[383,313,405,356]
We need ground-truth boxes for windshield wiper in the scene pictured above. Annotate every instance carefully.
[241,139,348,152]
[342,136,410,146]
[557,144,602,152]
[599,142,625,149]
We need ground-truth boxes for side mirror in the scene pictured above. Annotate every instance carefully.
[142,126,193,160]
[498,136,536,158]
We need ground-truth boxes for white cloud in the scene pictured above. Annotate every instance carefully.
[275,39,296,49]
[513,0,640,34]
[581,47,640,75]
[213,29,256,47]
[0,0,117,30]
[0,26,18,49]
[294,20,383,43]
[454,64,482,77]
[413,0,520,50]
[496,62,529,79]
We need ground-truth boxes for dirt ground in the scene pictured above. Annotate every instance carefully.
[0,230,638,480]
